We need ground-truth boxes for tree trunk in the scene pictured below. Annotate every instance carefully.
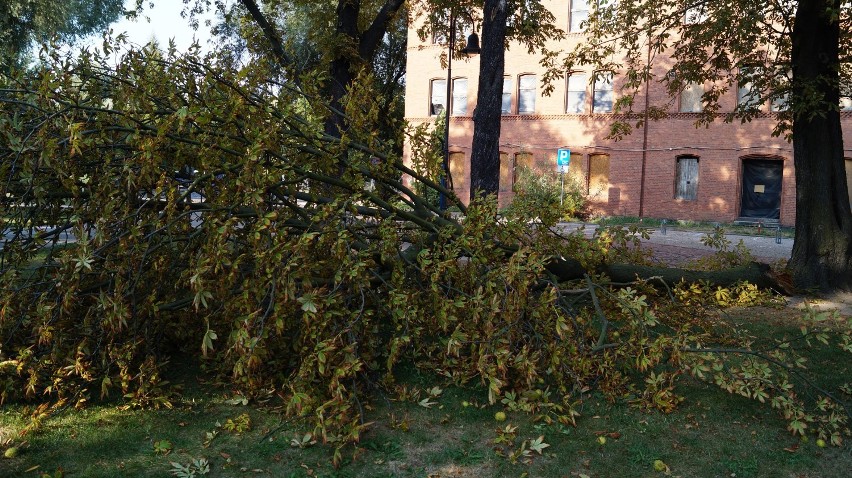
[789,0,852,291]
[324,0,361,139]
[545,258,787,293]
[469,0,507,201]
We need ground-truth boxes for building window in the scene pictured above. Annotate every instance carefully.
[499,152,512,192]
[680,81,703,112]
[566,72,588,113]
[684,4,708,24]
[518,74,537,114]
[771,93,789,112]
[846,158,852,208]
[588,153,610,198]
[675,156,699,200]
[448,152,465,191]
[592,73,613,113]
[513,152,534,191]
[770,69,790,112]
[452,78,468,116]
[430,79,446,116]
[502,77,513,114]
[737,67,762,109]
[570,0,589,32]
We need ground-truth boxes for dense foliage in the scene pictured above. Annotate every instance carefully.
[0,0,124,72]
[1,42,850,463]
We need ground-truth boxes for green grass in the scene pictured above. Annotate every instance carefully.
[1,308,849,478]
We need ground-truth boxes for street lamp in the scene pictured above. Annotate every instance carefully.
[439,11,480,211]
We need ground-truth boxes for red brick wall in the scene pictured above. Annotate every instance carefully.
[404,1,852,227]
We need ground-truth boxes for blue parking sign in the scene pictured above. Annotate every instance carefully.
[557,149,571,170]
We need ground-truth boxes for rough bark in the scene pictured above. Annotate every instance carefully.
[789,0,852,291]
[469,0,507,201]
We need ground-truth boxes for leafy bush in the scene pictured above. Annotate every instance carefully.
[689,226,755,270]
[504,166,587,224]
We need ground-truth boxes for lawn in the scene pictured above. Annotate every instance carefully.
[1,307,849,478]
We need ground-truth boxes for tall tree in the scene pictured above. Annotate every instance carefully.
[0,0,125,71]
[564,0,852,291]
[233,0,406,140]
[469,0,508,200]
[208,0,408,150]
[422,0,561,201]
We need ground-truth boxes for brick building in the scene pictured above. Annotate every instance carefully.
[403,1,852,227]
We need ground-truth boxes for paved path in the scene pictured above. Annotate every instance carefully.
[558,222,792,266]
[558,222,852,317]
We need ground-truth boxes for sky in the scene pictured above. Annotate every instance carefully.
[86,0,217,53]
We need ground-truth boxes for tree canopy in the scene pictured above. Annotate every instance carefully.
[0,0,125,71]
[561,0,852,291]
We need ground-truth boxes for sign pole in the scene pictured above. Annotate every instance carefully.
[556,148,571,208]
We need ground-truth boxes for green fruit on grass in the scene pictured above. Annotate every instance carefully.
[494,411,507,422]
[653,459,666,472]
[597,436,606,445]
[816,439,826,448]
[4,447,19,458]
[461,401,470,407]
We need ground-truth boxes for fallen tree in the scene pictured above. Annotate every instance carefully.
[0,46,848,455]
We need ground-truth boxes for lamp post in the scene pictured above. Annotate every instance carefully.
[439,11,480,211]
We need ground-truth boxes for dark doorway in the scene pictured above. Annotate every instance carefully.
[740,158,783,219]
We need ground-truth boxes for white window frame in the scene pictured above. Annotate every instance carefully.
[518,74,537,114]
[570,0,590,32]
[430,79,447,116]
[592,72,614,113]
[452,77,468,116]
[502,76,513,114]
[566,72,588,113]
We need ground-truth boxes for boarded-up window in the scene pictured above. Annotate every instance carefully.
[675,156,699,200]
[513,152,534,191]
[588,153,610,198]
[499,152,512,192]
[448,152,465,190]
[569,153,588,194]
